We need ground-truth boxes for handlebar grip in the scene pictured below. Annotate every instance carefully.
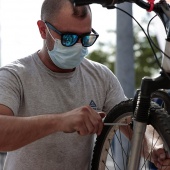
[73,0,115,7]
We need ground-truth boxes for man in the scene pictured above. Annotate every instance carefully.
[0,0,126,169]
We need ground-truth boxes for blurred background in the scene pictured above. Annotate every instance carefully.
[0,0,168,169]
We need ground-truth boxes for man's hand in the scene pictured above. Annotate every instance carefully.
[60,106,106,136]
[152,144,170,170]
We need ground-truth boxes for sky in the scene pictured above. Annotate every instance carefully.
[0,0,166,66]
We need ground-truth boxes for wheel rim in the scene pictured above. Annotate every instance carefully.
[97,112,164,170]
[98,112,132,170]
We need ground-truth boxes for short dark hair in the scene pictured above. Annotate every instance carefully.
[41,0,91,22]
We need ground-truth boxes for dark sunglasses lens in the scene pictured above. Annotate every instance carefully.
[82,35,97,47]
[62,34,78,47]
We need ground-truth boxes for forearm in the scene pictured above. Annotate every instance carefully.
[0,114,62,151]
[0,105,105,151]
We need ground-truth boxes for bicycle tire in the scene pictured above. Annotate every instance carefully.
[151,90,170,114]
[91,99,170,170]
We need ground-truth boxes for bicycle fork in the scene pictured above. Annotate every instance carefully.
[126,80,151,170]
[127,120,147,170]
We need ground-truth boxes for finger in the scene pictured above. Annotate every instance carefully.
[156,163,168,170]
[98,112,106,119]
[97,112,105,134]
[84,116,96,134]
[162,159,170,167]
[81,113,100,135]
[88,117,99,134]
[81,108,98,134]
[154,154,167,168]
[158,165,170,170]
[86,109,100,133]
[96,112,105,135]
[157,159,170,170]
[93,114,103,135]
[154,148,166,158]
[158,151,166,161]
[77,122,89,136]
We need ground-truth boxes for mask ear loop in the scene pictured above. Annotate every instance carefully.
[44,23,56,42]
[44,23,56,52]
[44,40,50,52]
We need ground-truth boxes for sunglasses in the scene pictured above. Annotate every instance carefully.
[45,21,99,47]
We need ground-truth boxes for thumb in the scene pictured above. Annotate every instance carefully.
[98,112,106,119]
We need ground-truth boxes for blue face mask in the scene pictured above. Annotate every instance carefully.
[47,39,88,69]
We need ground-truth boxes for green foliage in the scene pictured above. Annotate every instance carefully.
[88,46,115,72]
[134,34,161,87]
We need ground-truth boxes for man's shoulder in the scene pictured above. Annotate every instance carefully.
[82,58,108,69]
[82,58,112,74]
[0,52,38,74]
[3,52,37,67]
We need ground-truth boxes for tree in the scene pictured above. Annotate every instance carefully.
[88,42,115,72]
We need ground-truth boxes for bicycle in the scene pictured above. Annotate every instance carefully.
[74,0,170,169]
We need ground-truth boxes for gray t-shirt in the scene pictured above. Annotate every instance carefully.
[0,52,126,170]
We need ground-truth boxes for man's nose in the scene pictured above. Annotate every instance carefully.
[77,38,81,43]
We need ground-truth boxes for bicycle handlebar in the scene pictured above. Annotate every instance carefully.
[74,0,170,36]
[73,0,161,10]
[73,0,130,7]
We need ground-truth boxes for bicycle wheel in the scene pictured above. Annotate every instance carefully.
[151,90,170,114]
[91,99,170,170]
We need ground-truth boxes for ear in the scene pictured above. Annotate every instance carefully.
[37,20,47,39]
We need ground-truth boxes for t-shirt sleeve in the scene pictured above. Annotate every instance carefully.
[0,69,21,115]
[103,67,127,114]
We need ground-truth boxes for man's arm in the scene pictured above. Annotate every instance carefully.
[0,105,105,151]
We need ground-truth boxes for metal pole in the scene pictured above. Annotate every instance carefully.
[114,4,134,168]
[116,3,135,98]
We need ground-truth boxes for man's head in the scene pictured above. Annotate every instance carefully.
[38,0,92,49]
[41,0,91,23]
[37,0,98,72]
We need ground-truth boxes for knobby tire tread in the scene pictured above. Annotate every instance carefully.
[151,90,170,114]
